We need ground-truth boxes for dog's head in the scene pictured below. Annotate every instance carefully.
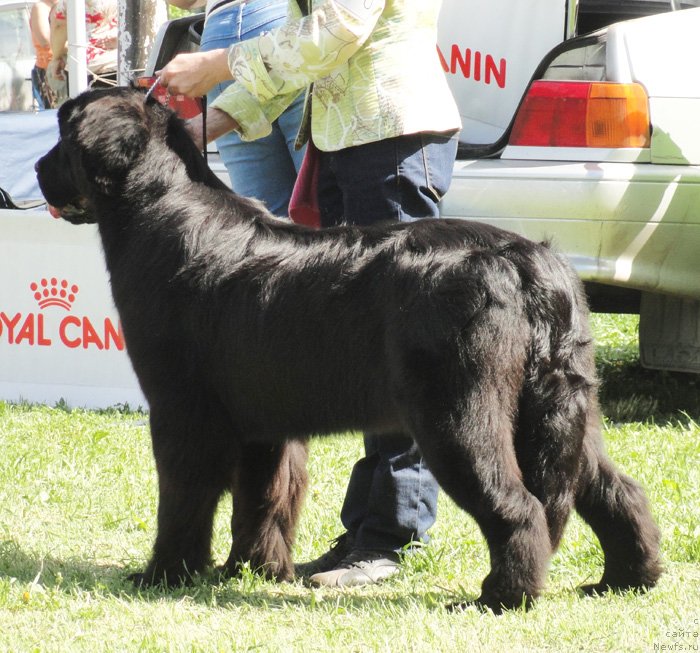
[35,86,191,225]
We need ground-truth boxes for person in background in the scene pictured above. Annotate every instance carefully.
[29,0,58,109]
[167,0,305,215]
[48,0,118,96]
[157,0,461,588]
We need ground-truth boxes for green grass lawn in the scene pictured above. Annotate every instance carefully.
[0,314,698,652]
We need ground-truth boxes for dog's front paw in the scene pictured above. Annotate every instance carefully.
[128,563,194,589]
[447,592,533,615]
[128,570,163,589]
[217,558,291,583]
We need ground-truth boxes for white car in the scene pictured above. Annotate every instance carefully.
[439,0,700,373]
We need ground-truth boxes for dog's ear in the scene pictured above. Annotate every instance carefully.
[66,92,149,195]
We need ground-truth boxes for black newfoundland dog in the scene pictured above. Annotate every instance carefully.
[35,87,661,612]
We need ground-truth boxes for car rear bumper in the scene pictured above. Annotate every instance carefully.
[441,158,700,299]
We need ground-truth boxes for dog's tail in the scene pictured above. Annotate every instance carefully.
[505,243,599,549]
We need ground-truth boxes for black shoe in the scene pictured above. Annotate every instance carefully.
[295,532,354,579]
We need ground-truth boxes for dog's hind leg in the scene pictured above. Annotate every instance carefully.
[222,439,309,582]
[401,323,550,613]
[574,419,662,594]
[414,404,551,613]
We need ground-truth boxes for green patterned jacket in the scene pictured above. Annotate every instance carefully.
[210,0,461,151]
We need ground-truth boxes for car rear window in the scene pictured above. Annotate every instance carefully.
[578,0,700,33]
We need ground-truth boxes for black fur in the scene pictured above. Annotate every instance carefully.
[36,87,662,612]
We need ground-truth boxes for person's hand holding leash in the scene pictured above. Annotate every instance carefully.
[156,49,231,98]
[156,49,240,148]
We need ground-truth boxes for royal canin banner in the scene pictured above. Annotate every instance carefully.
[0,213,145,409]
[438,0,569,145]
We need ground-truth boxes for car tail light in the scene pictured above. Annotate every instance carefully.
[134,76,203,119]
[509,81,651,148]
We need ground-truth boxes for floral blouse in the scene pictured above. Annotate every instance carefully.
[210,0,461,151]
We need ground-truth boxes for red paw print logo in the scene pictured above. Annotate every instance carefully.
[30,278,79,310]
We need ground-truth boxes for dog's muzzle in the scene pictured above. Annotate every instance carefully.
[35,151,96,225]
[47,200,94,225]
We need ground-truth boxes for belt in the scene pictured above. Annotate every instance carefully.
[206,0,245,18]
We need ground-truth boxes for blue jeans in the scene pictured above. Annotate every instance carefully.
[317,131,459,552]
[200,0,305,216]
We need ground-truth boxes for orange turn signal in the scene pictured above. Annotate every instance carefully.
[586,82,650,148]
